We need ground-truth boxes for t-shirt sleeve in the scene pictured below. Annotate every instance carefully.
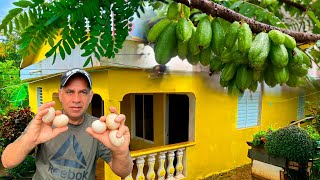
[98,142,112,163]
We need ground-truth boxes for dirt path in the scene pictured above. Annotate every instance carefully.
[211,164,252,180]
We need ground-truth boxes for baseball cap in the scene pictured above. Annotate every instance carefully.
[60,68,92,89]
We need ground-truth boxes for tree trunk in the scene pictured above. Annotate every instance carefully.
[174,0,320,43]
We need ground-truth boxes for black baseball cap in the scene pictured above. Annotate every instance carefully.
[60,68,92,89]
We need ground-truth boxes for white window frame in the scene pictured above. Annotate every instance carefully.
[37,87,43,108]
[237,86,262,129]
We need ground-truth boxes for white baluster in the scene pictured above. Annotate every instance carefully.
[136,156,146,180]
[125,158,135,180]
[166,150,176,180]
[146,154,156,180]
[157,152,167,180]
[175,148,185,179]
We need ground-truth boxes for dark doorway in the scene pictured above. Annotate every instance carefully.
[91,94,104,117]
[168,94,189,144]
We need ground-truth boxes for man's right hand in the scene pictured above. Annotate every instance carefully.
[24,101,68,147]
[1,101,68,168]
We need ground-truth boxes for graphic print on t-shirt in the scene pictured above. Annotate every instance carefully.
[49,135,89,179]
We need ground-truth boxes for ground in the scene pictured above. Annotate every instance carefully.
[0,162,252,179]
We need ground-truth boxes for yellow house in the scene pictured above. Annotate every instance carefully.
[19,10,307,180]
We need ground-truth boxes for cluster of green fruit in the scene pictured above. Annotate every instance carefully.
[147,2,311,95]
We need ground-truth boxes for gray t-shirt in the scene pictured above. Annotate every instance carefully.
[32,114,112,180]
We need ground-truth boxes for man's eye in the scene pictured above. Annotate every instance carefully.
[81,91,88,95]
[66,91,73,94]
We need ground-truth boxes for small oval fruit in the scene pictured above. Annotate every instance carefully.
[42,107,55,123]
[109,130,124,146]
[106,113,120,130]
[92,120,107,134]
[53,114,69,128]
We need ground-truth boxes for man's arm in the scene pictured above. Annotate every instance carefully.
[1,102,68,168]
[108,149,133,178]
[1,133,37,168]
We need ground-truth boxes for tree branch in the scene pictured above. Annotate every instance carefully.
[174,0,320,43]
[279,0,307,12]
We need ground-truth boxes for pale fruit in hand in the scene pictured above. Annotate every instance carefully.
[42,107,55,123]
[92,120,107,134]
[53,114,69,127]
[106,113,120,130]
[109,130,124,146]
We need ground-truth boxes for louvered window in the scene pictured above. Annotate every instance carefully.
[297,92,305,120]
[37,87,43,108]
[237,90,261,128]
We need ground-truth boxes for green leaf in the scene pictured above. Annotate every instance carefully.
[45,44,58,57]
[63,40,71,55]
[45,14,61,26]
[24,11,29,26]
[307,10,320,29]
[97,45,104,56]
[93,51,100,60]
[52,51,57,64]
[48,37,54,47]
[83,56,92,67]
[66,36,75,49]
[13,1,33,8]
[9,21,13,34]
[14,17,20,30]
[81,48,93,57]
[229,1,244,10]
[59,45,65,60]
[28,9,36,22]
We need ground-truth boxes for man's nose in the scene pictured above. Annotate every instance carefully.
[72,93,81,102]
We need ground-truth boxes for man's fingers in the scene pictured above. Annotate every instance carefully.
[109,107,118,114]
[38,101,55,111]
[117,126,129,138]
[115,114,126,125]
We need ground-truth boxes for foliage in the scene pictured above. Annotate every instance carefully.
[265,125,315,163]
[0,33,22,67]
[0,0,150,67]
[252,127,274,146]
[0,60,28,115]
[5,155,36,178]
[305,99,320,132]
[306,125,320,141]
[0,107,34,152]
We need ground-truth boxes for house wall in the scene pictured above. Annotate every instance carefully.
[27,68,301,179]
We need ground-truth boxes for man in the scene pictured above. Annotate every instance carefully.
[1,68,133,179]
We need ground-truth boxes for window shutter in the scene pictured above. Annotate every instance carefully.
[297,93,305,120]
[237,91,260,128]
[37,87,43,108]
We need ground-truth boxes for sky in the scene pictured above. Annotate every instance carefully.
[0,0,16,20]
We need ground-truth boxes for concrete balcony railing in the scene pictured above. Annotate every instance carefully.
[125,142,195,180]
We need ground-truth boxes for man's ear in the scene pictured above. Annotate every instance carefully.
[89,90,94,102]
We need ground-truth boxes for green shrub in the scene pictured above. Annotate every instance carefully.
[5,155,36,178]
[0,107,34,150]
[265,125,315,163]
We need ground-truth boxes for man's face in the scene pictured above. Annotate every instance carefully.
[58,75,93,123]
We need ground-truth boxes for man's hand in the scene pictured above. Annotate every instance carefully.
[1,101,68,168]
[86,107,133,178]
[25,101,68,147]
[86,107,130,152]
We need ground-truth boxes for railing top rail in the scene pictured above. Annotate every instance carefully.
[130,141,196,158]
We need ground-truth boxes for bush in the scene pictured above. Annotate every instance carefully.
[5,155,36,178]
[0,107,34,151]
[0,107,35,178]
[265,125,315,163]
